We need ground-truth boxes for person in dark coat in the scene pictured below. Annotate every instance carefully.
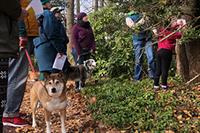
[71,12,96,90]
[33,0,69,73]
[0,0,22,130]
[71,12,96,65]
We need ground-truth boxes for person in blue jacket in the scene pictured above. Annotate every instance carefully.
[33,0,69,74]
[126,11,155,81]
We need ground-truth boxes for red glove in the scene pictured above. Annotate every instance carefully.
[19,37,28,48]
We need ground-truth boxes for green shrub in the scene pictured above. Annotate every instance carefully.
[84,79,179,131]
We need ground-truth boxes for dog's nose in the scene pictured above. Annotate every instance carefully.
[51,88,57,93]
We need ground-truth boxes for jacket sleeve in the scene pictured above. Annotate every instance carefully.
[71,25,81,56]
[0,0,21,20]
[18,20,27,37]
[43,11,65,53]
[91,29,96,51]
[170,32,182,39]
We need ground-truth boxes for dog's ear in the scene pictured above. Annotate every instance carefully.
[83,60,87,66]
[84,60,90,66]
[43,72,50,80]
[58,72,64,78]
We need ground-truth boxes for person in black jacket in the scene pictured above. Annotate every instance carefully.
[0,0,23,131]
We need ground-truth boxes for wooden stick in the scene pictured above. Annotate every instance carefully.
[186,73,200,85]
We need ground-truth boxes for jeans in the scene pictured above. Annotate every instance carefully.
[154,49,172,86]
[133,39,155,80]
[71,48,78,65]
[3,37,35,117]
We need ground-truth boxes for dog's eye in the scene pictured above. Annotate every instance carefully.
[49,81,52,85]
[55,81,60,84]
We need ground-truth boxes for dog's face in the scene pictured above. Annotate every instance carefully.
[44,73,66,98]
[84,59,96,72]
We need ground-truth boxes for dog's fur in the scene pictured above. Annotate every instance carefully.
[30,73,67,133]
[65,59,96,90]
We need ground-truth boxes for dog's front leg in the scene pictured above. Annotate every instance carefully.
[78,81,82,90]
[44,109,51,133]
[60,109,66,133]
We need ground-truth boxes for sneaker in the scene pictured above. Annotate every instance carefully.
[153,85,159,91]
[161,84,168,90]
[2,117,29,127]
[153,85,159,89]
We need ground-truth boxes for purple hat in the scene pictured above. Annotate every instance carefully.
[77,12,87,20]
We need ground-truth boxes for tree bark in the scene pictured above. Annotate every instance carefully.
[93,0,98,11]
[100,0,104,8]
[176,0,200,83]
[66,0,74,56]
[76,0,80,14]
[176,44,190,81]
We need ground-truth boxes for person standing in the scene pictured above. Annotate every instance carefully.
[126,11,155,81]
[2,0,40,127]
[153,19,185,90]
[71,12,96,91]
[0,0,22,130]
[33,0,70,74]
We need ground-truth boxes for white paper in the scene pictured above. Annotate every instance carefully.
[26,0,44,16]
[52,54,67,70]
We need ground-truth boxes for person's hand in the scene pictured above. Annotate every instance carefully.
[137,17,145,25]
[77,56,80,62]
[177,19,187,29]
[19,36,28,48]
[58,53,64,58]
[90,49,93,53]
[152,28,158,36]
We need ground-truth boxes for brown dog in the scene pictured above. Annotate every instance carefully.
[30,73,67,133]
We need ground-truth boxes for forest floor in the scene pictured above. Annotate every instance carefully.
[3,75,200,133]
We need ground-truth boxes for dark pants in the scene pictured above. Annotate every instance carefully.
[75,53,91,89]
[154,49,172,86]
[0,58,9,131]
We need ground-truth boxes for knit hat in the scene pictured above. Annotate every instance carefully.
[41,0,50,5]
[77,12,87,20]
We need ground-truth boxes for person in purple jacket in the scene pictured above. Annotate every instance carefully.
[71,12,96,90]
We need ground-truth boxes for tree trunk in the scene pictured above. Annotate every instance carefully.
[76,0,80,14]
[176,44,190,81]
[93,0,98,11]
[176,0,200,83]
[66,0,74,58]
[105,0,111,5]
[100,0,104,8]
[66,0,74,35]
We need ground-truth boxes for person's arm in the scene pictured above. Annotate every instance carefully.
[126,16,145,29]
[71,25,81,56]
[171,32,182,39]
[126,17,135,28]
[18,20,27,37]
[43,11,65,53]
[0,0,21,20]
[90,29,96,52]
[18,20,28,48]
